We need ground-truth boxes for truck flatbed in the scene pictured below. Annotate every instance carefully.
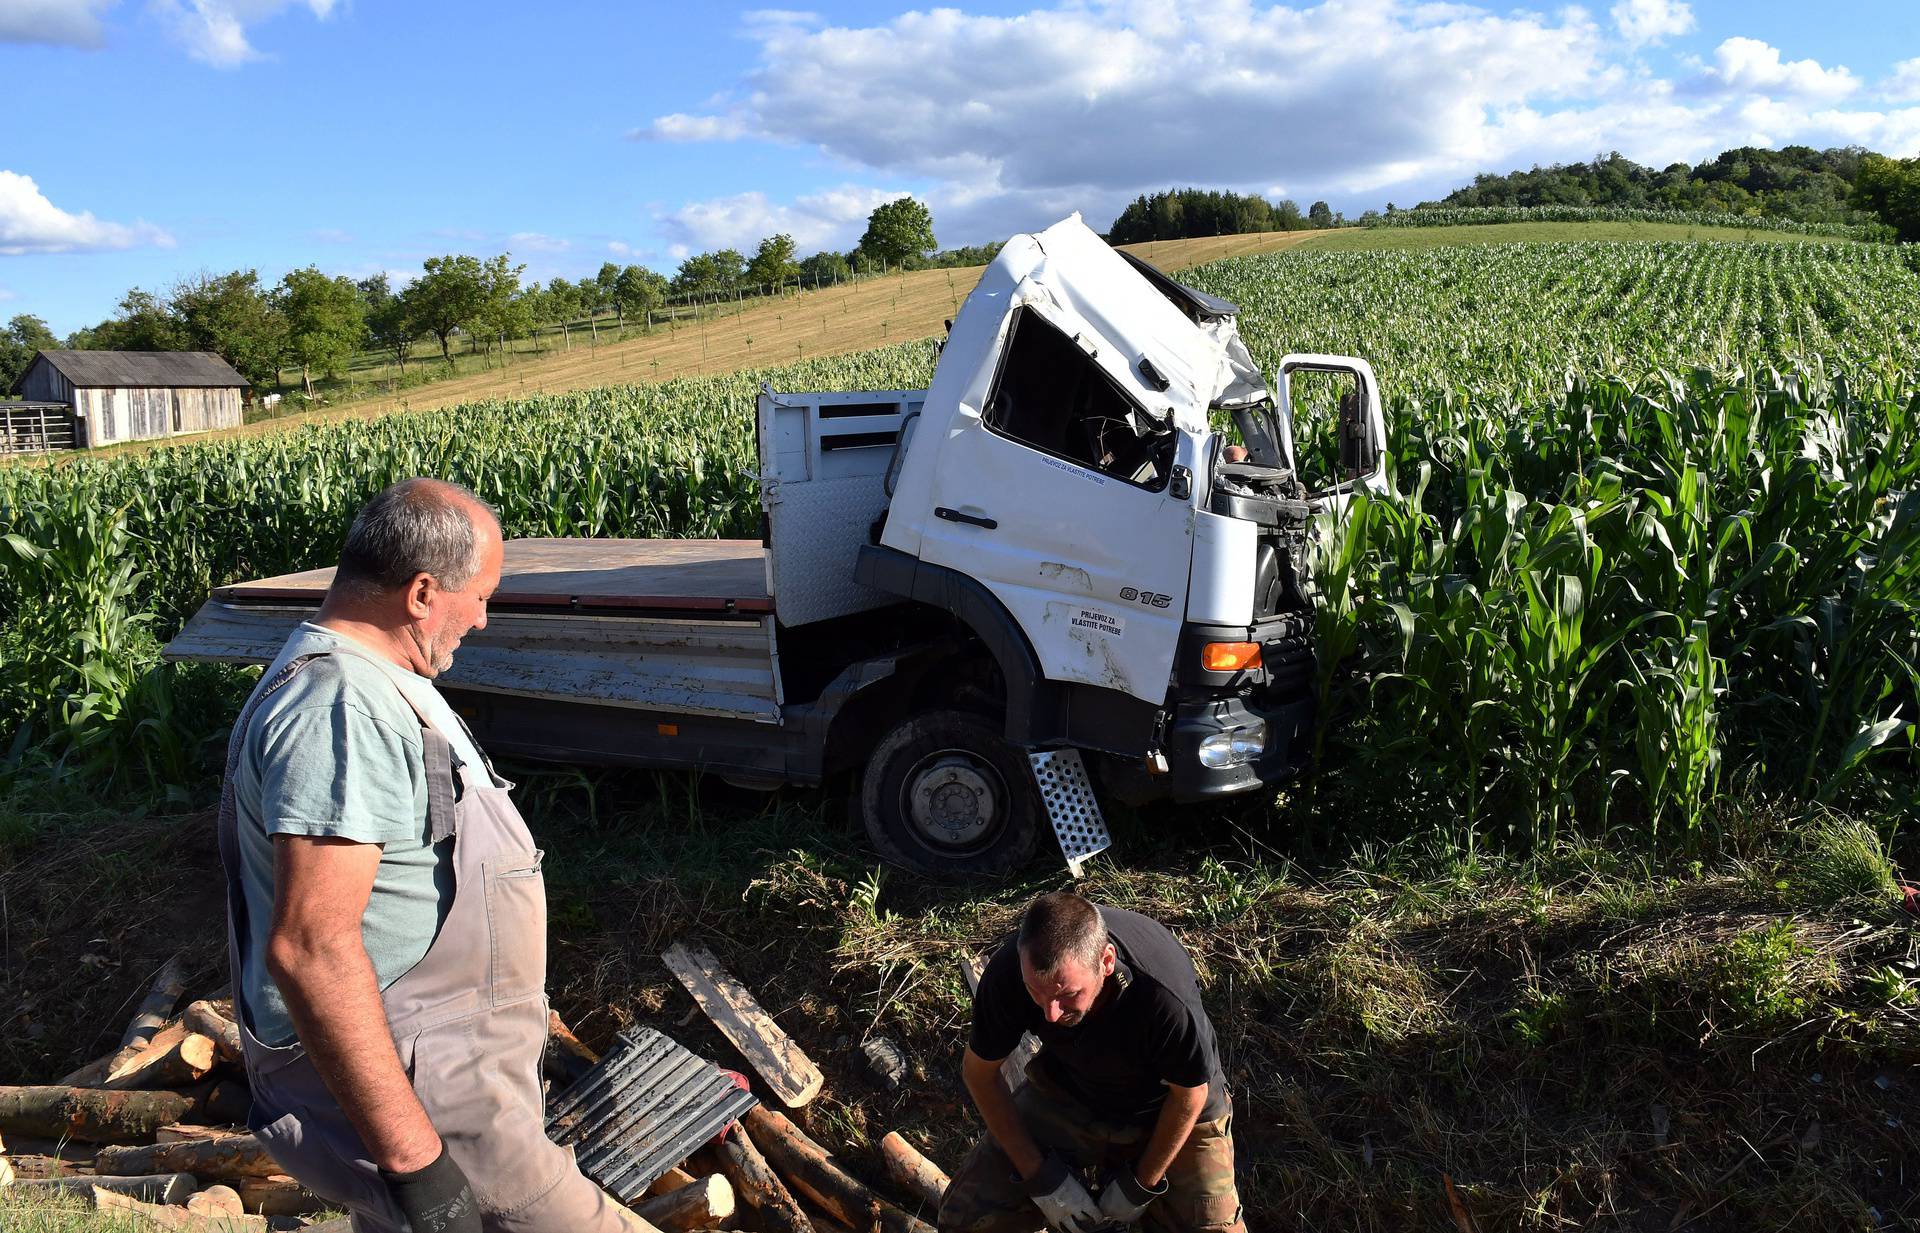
[217,538,771,615]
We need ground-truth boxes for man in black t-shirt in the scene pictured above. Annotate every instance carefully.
[940,892,1244,1233]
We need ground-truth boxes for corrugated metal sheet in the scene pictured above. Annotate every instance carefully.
[545,1027,759,1203]
[24,349,247,391]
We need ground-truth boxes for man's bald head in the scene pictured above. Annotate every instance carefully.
[335,478,500,600]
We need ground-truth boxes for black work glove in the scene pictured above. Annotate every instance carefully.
[1096,1165,1168,1225]
[381,1142,481,1233]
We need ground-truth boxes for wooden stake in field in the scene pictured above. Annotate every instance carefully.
[741,1106,932,1233]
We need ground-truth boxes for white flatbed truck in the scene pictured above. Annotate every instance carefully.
[166,215,1388,875]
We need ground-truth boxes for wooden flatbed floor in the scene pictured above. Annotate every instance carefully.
[215,538,772,615]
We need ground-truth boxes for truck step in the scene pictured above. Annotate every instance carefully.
[1028,749,1113,877]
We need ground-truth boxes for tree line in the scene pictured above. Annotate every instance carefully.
[1426,145,1918,238]
[2,197,961,399]
[1106,189,1341,244]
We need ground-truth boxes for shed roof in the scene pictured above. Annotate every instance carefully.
[23,350,248,391]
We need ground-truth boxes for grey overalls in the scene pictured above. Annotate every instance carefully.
[218,649,639,1232]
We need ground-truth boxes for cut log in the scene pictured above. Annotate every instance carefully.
[69,955,192,1086]
[662,942,823,1108]
[645,1166,697,1197]
[188,1185,245,1217]
[960,955,1041,1092]
[0,1086,197,1144]
[715,1124,815,1233]
[231,1174,327,1217]
[544,1008,600,1090]
[14,1173,199,1203]
[182,1001,243,1064]
[93,1185,267,1230]
[742,1107,932,1233]
[104,1033,220,1092]
[878,1132,949,1211]
[629,1173,734,1232]
[94,1132,282,1181]
[157,1123,245,1143]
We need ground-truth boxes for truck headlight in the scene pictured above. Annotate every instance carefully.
[1198,721,1268,768]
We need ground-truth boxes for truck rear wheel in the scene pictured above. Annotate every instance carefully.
[858,709,1042,876]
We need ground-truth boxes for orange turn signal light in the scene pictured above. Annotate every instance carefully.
[1201,641,1263,672]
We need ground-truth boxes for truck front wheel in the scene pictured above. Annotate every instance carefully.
[858,709,1042,876]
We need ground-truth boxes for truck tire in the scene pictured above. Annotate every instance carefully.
[858,709,1042,876]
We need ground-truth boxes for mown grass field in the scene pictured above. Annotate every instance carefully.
[2,226,1916,1230]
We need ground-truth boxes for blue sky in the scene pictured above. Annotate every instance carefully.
[3,0,1916,335]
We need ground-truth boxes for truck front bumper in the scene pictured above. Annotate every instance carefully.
[1099,689,1316,804]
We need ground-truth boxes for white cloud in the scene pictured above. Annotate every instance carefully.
[310,227,353,244]
[0,171,173,254]
[1611,0,1692,47]
[660,184,909,255]
[1885,58,1920,105]
[0,0,115,47]
[1699,37,1857,102]
[0,286,17,302]
[149,0,336,67]
[506,232,571,255]
[642,2,1918,241]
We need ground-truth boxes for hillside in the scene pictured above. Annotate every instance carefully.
[198,231,1317,445]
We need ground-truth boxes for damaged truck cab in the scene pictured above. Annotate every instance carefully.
[844,216,1388,867]
[165,214,1388,878]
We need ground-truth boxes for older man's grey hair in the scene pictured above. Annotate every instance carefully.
[335,478,499,596]
[1017,891,1109,975]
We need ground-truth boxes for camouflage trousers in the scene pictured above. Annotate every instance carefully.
[938,1062,1245,1233]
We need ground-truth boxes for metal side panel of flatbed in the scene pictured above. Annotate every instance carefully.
[163,538,784,723]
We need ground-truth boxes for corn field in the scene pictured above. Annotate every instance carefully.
[1183,241,1920,841]
[2,239,1916,842]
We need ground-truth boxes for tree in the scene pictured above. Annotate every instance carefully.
[170,272,285,387]
[745,234,799,291]
[100,288,185,353]
[472,254,529,361]
[798,250,852,286]
[0,314,58,391]
[408,254,487,364]
[542,279,582,350]
[1308,201,1334,228]
[275,267,365,397]
[671,250,745,298]
[1852,153,1920,241]
[613,265,667,324]
[595,262,625,327]
[359,274,416,374]
[859,198,936,266]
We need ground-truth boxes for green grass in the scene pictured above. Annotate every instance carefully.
[1293,220,1856,251]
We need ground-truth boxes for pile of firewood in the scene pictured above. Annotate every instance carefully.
[0,954,327,1229]
[1,946,959,1233]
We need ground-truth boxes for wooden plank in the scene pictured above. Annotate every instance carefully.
[216,538,771,613]
[661,942,822,1108]
[960,954,1041,1091]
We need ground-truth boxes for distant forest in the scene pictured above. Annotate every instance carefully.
[1109,145,1916,243]
[1427,146,1885,230]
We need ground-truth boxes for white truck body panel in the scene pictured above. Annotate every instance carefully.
[882,214,1272,705]
[1187,510,1257,626]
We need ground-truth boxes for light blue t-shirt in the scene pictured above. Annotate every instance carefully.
[234,623,488,1046]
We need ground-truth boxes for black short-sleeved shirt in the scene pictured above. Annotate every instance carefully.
[967,907,1229,1123]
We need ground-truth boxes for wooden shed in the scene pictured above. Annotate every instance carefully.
[9,350,248,447]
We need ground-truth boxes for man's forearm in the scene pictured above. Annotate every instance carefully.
[269,932,440,1173]
[962,1054,1045,1179]
[1134,1084,1208,1186]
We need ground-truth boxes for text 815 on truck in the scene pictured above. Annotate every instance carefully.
[166,215,1389,876]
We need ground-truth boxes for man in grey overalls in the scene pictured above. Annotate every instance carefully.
[218,478,645,1232]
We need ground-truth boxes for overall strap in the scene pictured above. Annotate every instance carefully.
[302,640,463,842]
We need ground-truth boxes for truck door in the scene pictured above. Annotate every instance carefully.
[916,304,1199,706]
[1273,354,1390,514]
